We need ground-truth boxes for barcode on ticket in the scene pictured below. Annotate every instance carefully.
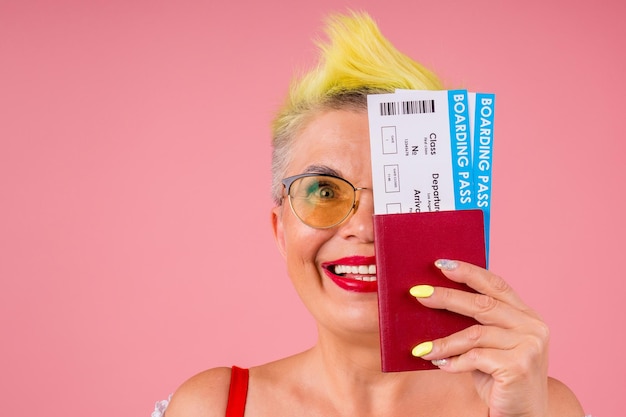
[379,99,435,116]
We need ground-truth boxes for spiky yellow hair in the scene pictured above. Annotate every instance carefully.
[271,11,444,203]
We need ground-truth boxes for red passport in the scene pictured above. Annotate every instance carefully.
[374,210,486,372]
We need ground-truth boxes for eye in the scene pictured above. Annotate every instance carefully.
[308,181,338,200]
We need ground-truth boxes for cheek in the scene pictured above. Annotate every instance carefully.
[285,226,321,262]
[282,216,331,272]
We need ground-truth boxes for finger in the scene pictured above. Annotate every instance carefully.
[413,285,534,328]
[416,324,521,361]
[431,344,548,381]
[434,259,540,318]
[411,321,551,376]
[430,347,505,375]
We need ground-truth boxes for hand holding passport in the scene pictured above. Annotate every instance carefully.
[367,90,495,372]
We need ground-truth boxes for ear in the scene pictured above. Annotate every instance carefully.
[271,205,287,259]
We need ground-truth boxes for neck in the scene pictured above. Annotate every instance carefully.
[315,322,382,372]
[304,324,426,415]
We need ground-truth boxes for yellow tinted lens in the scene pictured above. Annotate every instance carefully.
[289,176,355,228]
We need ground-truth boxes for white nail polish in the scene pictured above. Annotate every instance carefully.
[435,259,458,271]
[431,358,448,367]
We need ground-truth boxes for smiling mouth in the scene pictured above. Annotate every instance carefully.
[321,257,378,292]
[330,264,377,282]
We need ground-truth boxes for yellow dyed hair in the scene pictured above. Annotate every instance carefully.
[271,11,444,204]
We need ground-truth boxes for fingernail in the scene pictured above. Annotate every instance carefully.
[409,285,434,298]
[435,259,458,271]
[431,358,448,367]
[411,341,433,358]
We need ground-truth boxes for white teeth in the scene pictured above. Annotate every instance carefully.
[333,264,377,281]
[350,275,376,282]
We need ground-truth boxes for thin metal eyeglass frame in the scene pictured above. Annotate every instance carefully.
[281,173,368,229]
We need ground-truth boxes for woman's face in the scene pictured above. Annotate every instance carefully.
[271,109,380,337]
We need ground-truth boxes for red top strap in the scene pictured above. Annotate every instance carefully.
[225,366,249,417]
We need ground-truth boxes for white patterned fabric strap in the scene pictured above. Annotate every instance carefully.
[151,395,171,417]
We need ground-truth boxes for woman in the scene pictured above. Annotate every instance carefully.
[161,12,586,417]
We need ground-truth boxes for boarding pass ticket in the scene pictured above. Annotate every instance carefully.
[367,90,495,255]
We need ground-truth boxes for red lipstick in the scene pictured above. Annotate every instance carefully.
[321,256,377,293]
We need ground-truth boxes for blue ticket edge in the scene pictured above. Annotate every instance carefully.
[472,93,495,266]
[447,90,474,211]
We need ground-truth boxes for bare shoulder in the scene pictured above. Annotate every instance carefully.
[164,367,232,417]
[547,377,586,417]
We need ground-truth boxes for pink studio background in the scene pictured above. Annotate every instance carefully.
[1,0,624,415]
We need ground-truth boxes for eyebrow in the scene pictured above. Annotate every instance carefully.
[302,164,342,177]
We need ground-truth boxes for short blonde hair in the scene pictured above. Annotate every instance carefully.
[271,11,443,204]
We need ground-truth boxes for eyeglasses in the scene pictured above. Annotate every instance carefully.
[281,173,368,229]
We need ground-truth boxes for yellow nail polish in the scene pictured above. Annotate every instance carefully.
[412,341,433,357]
[409,285,434,298]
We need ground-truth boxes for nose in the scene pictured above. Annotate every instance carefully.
[338,189,374,242]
